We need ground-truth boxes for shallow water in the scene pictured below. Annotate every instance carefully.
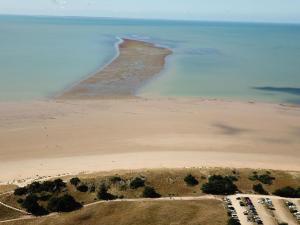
[0,15,300,103]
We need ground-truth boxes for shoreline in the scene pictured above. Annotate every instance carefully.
[1,97,300,184]
[1,39,299,185]
[58,38,172,99]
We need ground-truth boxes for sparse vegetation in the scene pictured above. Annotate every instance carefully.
[184,174,199,186]
[110,176,122,184]
[142,186,161,198]
[130,177,145,189]
[249,172,275,185]
[273,186,300,198]
[201,175,238,195]
[253,183,269,195]
[6,168,300,221]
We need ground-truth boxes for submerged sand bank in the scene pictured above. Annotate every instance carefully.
[0,98,300,183]
[58,39,171,99]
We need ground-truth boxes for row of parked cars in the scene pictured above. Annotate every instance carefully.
[238,196,263,225]
[224,197,241,225]
[259,198,275,210]
[285,201,300,222]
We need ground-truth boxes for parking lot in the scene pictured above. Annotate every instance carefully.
[226,194,300,225]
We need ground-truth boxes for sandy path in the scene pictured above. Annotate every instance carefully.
[0,98,300,183]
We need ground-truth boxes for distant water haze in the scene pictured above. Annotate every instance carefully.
[0,15,300,103]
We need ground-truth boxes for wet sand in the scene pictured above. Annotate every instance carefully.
[58,39,172,99]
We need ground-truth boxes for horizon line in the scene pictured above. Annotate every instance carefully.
[1,13,300,26]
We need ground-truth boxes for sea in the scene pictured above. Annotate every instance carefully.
[0,15,300,103]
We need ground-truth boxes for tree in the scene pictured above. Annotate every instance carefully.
[143,186,161,198]
[273,186,300,198]
[76,184,89,192]
[26,179,66,194]
[201,175,238,195]
[14,187,28,196]
[97,184,117,200]
[47,194,82,212]
[253,183,269,195]
[130,177,145,189]
[22,194,49,216]
[70,177,81,186]
[184,174,199,186]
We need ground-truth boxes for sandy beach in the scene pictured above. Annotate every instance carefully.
[1,39,300,184]
[0,98,300,184]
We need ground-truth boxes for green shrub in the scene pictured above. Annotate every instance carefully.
[201,175,238,195]
[22,194,49,216]
[26,179,66,194]
[97,184,117,200]
[143,186,161,198]
[184,174,199,186]
[76,184,89,192]
[47,194,82,212]
[253,183,269,195]
[130,177,145,189]
[70,177,81,186]
[249,172,275,185]
[14,187,28,196]
[273,186,300,198]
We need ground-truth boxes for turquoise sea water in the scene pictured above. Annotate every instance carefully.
[0,15,300,103]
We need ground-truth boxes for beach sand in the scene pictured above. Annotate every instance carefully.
[0,98,300,184]
[1,39,300,184]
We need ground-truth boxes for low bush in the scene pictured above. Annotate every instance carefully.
[249,172,275,185]
[142,186,161,198]
[130,177,145,189]
[97,184,117,200]
[14,187,28,196]
[70,177,81,186]
[201,175,238,195]
[273,186,300,198]
[110,176,122,184]
[22,194,49,216]
[76,184,89,193]
[253,183,269,195]
[47,194,82,212]
[184,174,199,186]
[26,179,66,194]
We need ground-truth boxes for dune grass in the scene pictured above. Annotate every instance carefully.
[7,199,227,225]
